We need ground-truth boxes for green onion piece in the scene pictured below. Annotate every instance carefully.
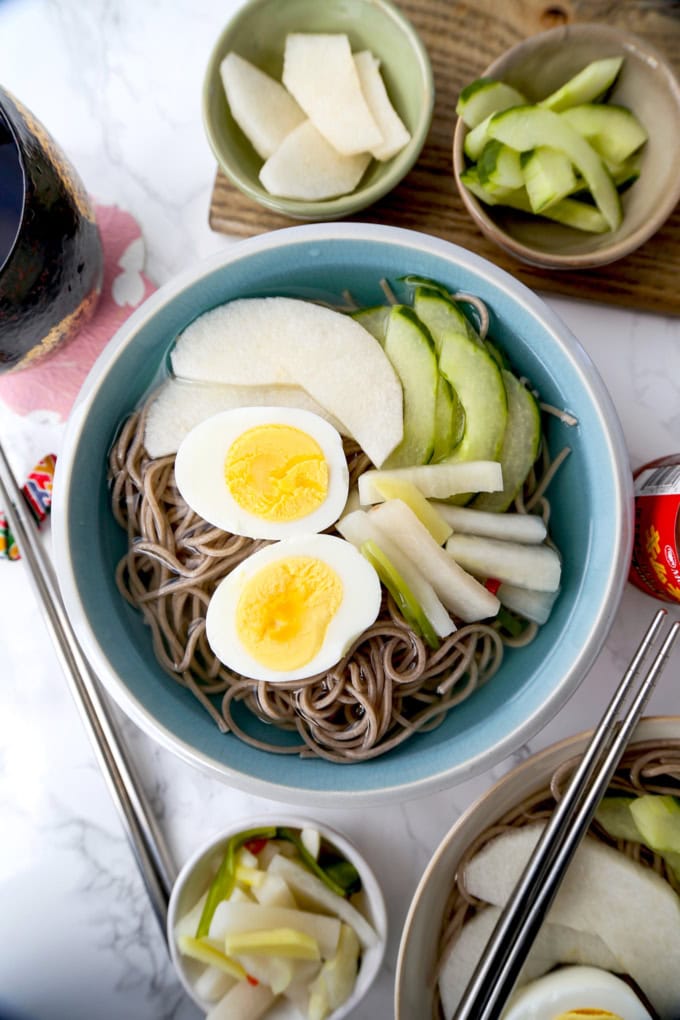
[496,605,527,639]
[276,827,360,899]
[360,540,440,650]
[323,859,362,896]
[195,825,276,938]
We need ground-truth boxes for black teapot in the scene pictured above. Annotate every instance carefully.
[0,87,103,374]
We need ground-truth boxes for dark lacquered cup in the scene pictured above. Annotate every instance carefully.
[0,87,103,374]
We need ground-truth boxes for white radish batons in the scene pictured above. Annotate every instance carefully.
[445,533,561,592]
[370,499,500,622]
[337,509,456,638]
[144,377,350,458]
[358,461,503,504]
[171,297,404,468]
[432,503,547,544]
[205,980,275,1020]
[268,854,379,950]
[220,53,305,159]
[283,33,383,155]
[498,582,560,625]
[463,822,680,1019]
[209,901,342,959]
[259,120,371,200]
[354,50,411,160]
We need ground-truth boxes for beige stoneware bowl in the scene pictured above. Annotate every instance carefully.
[452,23,680,269]
[395,714,680,1019]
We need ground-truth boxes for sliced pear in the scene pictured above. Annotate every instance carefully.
[220,52,305,159]
[354,50,410,161]
[171,297,403,468]
[144,378,350,458]
[463,821,680,1019]
[209,901,341,959]
[382,305,438,467]
[358,462,503,504]
[259,119,371,200]
[282,33,382,155]
[372,476,452,545]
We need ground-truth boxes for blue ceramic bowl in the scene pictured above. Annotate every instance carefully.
[52,224,633,806]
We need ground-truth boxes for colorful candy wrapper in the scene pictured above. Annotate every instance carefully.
[22,453,57,524]
[0,510,20,561]
[0,453,57,561]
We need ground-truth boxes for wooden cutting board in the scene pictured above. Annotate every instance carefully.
[208,0,680,315]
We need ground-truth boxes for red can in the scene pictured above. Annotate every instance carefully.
[629,454,680,604]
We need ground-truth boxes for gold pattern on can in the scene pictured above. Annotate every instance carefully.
[9,288,100,373]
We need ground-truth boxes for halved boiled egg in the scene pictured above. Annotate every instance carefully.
[174,406,349,540]
[503,965,652,1020]
[205,533,381,682]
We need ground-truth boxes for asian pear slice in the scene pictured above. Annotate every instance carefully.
[259,120,371,200]
[353,51,411,161]
[170,297,404,468]
[144,378,350,458]
[220,52,305,160]
[282,33,383,155]
[463,822,680,1018]
[438,905,623,1019]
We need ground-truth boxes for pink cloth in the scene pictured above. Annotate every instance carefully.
[0,202,156,419]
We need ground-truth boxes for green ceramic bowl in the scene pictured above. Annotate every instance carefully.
[202,0,434,221]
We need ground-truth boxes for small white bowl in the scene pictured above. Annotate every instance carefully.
[168,815,387,1018]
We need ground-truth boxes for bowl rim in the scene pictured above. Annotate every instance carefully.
[52,221,634,806]
[201,0,435,220]
[452,22,680,270]
[394,713,680,1017]
[167,813,388,1016]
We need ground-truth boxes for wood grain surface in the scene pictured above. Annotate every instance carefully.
[208,0,680,315]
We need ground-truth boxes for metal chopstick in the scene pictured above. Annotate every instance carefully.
[0,439,176,941]
[454,607,680,1020]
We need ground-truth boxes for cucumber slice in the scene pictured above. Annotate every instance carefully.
[382,305,438,468]
[478,140,524,193]
[540,56,623,112]
[413,286,481,348]
[472,371,540,513]
[460,169,609,233]
[456,78,526,128]
[630,795,680,854]
[488,105,622,230]
[351,304,390,343]
[560,103,647,163]
[522,146,578,213]
[464,113,495,161]
[433,374,466,462]
[414,291,507,467]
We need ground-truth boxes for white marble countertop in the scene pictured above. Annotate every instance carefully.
[1,3,680,1019]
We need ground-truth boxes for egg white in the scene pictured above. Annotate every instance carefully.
[503,965,652,1020]
[205,533,382,683]
[174,406,349,540]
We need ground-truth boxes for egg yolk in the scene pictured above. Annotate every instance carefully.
[554,1012,624,1019]
[236,556,343,671]
[224,424,329,522]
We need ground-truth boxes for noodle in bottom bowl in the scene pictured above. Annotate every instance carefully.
[52,223,632,805]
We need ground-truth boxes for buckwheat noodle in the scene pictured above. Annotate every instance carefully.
[108,302,568,763]
[433,742,680,1017]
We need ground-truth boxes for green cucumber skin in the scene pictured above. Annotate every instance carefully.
[522,146,578,213]
[488,105,622,230]
[560,103,648,164]
[539,56,623,112]
[472,371,540,513]
[457,79,526,129]
[382,305,438,468]
[413,292,507,467]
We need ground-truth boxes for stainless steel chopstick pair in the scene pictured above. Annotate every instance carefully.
[0,439,176,941]
[454,606,680,1020]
